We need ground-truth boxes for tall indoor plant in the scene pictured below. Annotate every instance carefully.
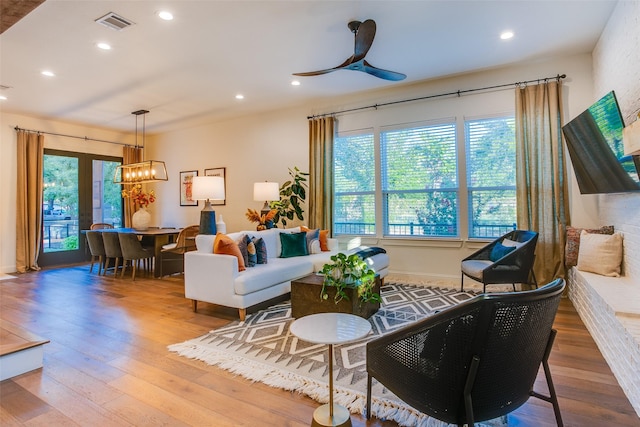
[270,166,308,228]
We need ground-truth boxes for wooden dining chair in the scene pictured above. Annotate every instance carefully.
[90,223,114,230]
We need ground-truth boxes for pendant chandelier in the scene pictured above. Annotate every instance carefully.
[113,109,168,184]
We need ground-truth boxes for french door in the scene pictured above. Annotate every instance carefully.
[38,149,123,267]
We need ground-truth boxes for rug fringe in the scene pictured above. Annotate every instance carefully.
[168,341,480,427]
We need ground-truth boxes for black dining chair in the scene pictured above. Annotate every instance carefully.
[101,231,123,277]
[366,278,565,427]
[461,230,538,292]
[118,232,154,280]
[85,231,106,275]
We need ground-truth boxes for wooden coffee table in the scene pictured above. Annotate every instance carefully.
[291,273,381,319]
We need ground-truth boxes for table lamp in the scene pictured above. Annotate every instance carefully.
[253,182,280,217]
[192,176,225,235]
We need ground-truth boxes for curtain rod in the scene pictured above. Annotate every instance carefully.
[307,73,567,120]
[14,126,130,147]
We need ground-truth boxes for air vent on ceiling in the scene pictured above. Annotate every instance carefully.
[95,12,134,31]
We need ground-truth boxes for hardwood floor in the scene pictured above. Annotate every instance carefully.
[1,265,638,426]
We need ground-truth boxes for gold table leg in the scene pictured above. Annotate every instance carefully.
[311,344,352,427]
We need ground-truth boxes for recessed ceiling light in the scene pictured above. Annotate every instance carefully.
[158,11,173,21]
[235,94,244,100]
[500,31,514,40]
[41,70,55,77]
[97,42,112,50]
[0,95,7,100]
[291,80,301,86]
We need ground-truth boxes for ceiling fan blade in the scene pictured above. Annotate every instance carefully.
[292,69,337,77]
[293,56,355,76]
[362,60,406,81]
[353,19,376,62]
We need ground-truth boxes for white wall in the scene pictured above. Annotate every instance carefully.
[0,112,134,273]
[592,0,640,279]
[149,53,597,283]
[1,52,611,280]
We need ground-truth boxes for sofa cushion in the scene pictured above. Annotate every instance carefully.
[280,231,309,258]
[577,231,623,277]
[300,226,320,253]
[252,237,267,264]
[234,258,313,295]
[214,233,246,271]
[489,242,516,262]
[565,225,614,268]
[461,259,493,279]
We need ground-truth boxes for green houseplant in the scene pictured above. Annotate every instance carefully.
[318,253,381,307]
[269,167,308,227]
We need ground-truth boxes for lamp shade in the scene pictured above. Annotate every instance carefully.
[623,115,640,156]
[192,176,225,201]
[253,182,280,202]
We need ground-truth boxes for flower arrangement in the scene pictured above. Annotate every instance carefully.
[122,184,156,207]
[246,208,277,230]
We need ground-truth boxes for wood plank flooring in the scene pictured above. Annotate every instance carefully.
[0,265,638,426]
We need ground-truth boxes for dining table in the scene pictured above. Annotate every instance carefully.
[86,227,182,278]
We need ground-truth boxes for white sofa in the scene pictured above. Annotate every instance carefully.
[184,227,390,320]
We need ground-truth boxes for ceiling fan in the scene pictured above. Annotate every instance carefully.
[293,19,406,81]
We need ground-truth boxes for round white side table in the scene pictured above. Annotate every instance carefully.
[290,312,372,427]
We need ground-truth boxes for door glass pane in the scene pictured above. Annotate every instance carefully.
[43,154,79,252]
[93,160,122,228]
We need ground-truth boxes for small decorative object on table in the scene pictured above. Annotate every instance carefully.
[123,184,155,230]
[245,208,277,230]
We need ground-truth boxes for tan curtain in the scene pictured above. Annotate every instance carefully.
[122,146,143,227]
[515,81,570,286]
[16,130,44,273]
[308,117,334,231]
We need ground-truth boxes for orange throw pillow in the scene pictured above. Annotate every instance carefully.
[319,229,330,251]
[213,233,246,271]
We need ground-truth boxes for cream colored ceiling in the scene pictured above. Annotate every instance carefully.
[0,0,617,133]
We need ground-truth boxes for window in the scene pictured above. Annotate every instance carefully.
[333,132,375,235]
[381,122,458,237]
[465,117,516,238]
[332,115,516,240]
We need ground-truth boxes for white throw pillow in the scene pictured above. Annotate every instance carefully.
[576,231,623,277]
[501,238,524,248]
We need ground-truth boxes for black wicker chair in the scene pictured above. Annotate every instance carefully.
[366,278,565,427]
[461,230,538,292]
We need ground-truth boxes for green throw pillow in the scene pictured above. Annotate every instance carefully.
[489,242,516,262]
[279,232,309,258]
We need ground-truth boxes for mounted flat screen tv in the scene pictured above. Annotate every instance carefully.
[562,91,640,194]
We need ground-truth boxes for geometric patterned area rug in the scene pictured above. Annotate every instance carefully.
[168,283,507,427]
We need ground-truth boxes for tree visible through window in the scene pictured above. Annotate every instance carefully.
[332,115,517,239]
[466,117,517,238]
[333,133,375,235]
[382,122,458,237]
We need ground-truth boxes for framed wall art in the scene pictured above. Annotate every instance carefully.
[204,167,226,205]
[180,170,198,206]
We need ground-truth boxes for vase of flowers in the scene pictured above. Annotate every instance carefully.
[123,184,156,230]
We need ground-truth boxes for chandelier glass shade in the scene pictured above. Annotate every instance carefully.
[113,109,168,184]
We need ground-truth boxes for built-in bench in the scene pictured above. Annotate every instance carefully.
[567,267,640,417]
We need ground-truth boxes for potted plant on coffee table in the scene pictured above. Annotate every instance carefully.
[318,252,382,318]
